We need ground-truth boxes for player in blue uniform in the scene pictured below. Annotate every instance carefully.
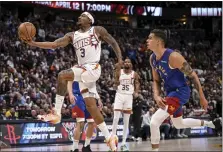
[146,29,222,151]
[68,81,102,152]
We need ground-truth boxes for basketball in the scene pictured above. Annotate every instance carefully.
[18,22,36,42]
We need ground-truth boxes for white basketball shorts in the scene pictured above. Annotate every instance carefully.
[113,92,133,111]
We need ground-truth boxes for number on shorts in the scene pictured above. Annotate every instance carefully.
[122,85,129,91]
[80,48,85,57]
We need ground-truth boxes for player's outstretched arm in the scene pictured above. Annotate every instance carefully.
[26,32,73,49]
[94,26,122,63]
[169,52,208,110]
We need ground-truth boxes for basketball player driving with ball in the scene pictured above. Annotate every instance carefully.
[23,12,122,152]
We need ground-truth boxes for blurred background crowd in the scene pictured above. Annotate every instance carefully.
[0,1,222,140]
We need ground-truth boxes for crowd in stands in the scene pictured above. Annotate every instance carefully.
[0,4,222,139]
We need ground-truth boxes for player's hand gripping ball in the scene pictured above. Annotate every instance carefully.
[18,22,36,42]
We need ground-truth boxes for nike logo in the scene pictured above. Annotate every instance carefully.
[161,60,167,63]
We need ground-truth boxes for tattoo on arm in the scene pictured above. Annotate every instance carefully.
[95,26,122,60]
[180,62,193,76]
[54,32,73,48]
[180,62,200,91]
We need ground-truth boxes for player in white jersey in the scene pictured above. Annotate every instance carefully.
[111,58,140,151]
[24,12,122,151]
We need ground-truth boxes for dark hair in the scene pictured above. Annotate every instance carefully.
[151,29,167,45]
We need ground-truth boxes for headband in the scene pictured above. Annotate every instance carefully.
[82,12,94,24]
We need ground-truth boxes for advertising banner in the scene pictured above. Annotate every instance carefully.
[0,119,215,146]
[0,121,124,146]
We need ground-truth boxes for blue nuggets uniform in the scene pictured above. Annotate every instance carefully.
[71,82,93,122]
[151,49,190,117]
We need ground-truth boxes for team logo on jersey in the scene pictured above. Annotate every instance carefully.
[90,34,99,49]
[156,65,167,76]
[120,79,133,84]
[73,34,99,50]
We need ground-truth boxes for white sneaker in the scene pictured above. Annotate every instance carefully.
[177,134,183,138]
[181,134,188,138]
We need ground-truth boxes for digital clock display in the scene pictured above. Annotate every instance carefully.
[84,3,111,12]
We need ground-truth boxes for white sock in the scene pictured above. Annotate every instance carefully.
[152,148,159,151]
[203,120,215,128]
[73,139,79,150]
[97,122,111,140]
[122,113,130,146]
[55,94,64,115]
[112,111,121,135]
[84,137,91,147]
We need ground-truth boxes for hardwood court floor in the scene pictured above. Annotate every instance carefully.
[2,137,222,151]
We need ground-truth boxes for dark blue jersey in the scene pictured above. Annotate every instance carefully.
[151,48,188,93]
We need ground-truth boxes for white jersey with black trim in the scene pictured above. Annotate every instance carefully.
[72,26,101,65]
[117,69,135,95]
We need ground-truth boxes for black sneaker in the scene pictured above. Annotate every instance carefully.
[82,145,92,152]
[70,149,79,152]
[213,118,222,131]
